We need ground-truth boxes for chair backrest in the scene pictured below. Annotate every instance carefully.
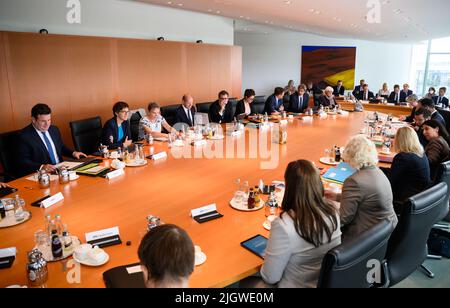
[0,129,21,179]
[129,109,146,142]
[69,117,102,155]
[252,96,266,114]
[317,220,393,288]
[160,104,179,127]
[434,161,450,221]
[196,102,212,114]
[229,98,238,119]
[437,108,450,133]
[385,182,448,286]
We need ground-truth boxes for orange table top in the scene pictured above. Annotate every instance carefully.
[0,111,393,288]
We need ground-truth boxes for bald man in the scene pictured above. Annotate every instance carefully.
[174,94,197,127]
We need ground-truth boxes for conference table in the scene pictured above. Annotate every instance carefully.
[339,100,413,118]
[0,110,409,288]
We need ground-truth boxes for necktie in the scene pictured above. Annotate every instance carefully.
[41,131,57,165]
[299,96,303,110]
[187,109,192,125]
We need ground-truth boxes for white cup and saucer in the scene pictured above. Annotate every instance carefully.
[194,245,207,266]
[109,151,119,159]
[68,171,79,181]
[263,215,277,231]
[74,244,109,266]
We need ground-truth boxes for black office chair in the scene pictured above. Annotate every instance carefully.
[229,98,238,119]
[196,102,212,114]
[69,117,102,155]
[0,130,21,181]
[437,108,450,134]
[433,161,450,222]
[160,104,179,127]
[317,220,393,288]
[129,111,142,142]
[381,183,448,286]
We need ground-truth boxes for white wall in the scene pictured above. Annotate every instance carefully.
[235,31,413,96]
[0,0,234,45]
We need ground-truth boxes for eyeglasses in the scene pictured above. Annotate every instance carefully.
[219,97,229,101]
[119,110,130,114]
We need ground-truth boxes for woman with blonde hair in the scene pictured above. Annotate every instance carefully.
[325,135,397,240]
[385,126,431,210]
[378,83,390,98]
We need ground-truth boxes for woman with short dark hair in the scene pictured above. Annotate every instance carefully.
[138,224,195,288]
[422,119,450,181]
[234,89,256,118]
[101,101,132,149]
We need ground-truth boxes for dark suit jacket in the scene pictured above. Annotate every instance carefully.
[431,111,446,127]
[234,99,255,118]
[289,92,310,113]
[388,152,431,203]
[264,94,283,114]
[209,101,234,124]
[352,85,363,97]
[333,85,345,96]
[174,105,196,127]
[388,91,402,105]
[101,117,132,150]
[318,95,337,107]
[356,91,375,101]
[400,90,413,102]
[17,124,74,176]
[433,96,450,108]
[404,107,416,123]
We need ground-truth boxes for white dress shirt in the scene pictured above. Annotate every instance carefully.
[34,126,60,164]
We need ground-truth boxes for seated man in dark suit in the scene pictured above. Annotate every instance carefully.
[418,98,446,127]
[264,87,285,114]
[17,104,86,176]
[433,87,449,108]
[306,82,321,96]
[289,84,310,113]
[209,90,234,124]
[174,94,196,127]
[388,85,403,105]
[411,107,431,147]
[352,79,365,97]
[401,84,413,103]
[355,84,374,101]
[333,80,345,96]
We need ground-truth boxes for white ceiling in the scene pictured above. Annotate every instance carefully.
[133,0,450,43]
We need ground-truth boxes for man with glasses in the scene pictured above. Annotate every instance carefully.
[209,90,234,124]
[102,101,133,149]
[17,103,87,176]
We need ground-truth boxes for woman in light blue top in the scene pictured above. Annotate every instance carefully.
[139,102,179,140]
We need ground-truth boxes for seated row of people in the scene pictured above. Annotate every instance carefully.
[425,87,449,108]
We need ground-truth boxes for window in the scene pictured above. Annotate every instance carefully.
[411,37,450,96]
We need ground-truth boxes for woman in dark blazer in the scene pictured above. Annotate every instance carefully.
[102,101,132,149]
[234,89,256,118]
[387,127,431,208]
[423,120,450,181]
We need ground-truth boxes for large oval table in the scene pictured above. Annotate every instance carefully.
[0,111,403,288]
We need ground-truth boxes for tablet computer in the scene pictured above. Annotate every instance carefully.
[241,234,268,259]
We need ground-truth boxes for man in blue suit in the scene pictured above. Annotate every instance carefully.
[401,84,413,103]
[433,87,449,108]
[352,79,365,97]
[17,104,86,176]
[289,84,310,113]
[264,87,285,114]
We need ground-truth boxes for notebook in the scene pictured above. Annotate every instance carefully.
[103,263,146,288]
[322,162,357,184]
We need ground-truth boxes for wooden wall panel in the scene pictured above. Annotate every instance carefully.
[0,31,242,148]
[0,33,14,132]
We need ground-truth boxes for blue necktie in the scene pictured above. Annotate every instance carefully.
[41,132,57,165]
[299,96,303,110]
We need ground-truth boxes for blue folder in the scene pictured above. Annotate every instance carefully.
[322,162,357,184]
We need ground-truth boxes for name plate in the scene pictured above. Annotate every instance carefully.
[279,119,288,125]
[0,247,16,269]
[41,192,64,209]
[85,226,122,248]
[152,151,167,160]
[106,168,125,179]
[191,203,217,218]
[301,116,313,121]
[191,203,223,224]
[228,130,242,137]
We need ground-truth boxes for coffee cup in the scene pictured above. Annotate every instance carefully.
[74,244,92,261]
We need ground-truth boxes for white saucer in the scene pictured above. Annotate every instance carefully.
[319,157,339,166]
[195,252,207,266]
[70,175,80,181]
[125,160,148,167]
[73,252,109,267]
[230,198,264,212]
